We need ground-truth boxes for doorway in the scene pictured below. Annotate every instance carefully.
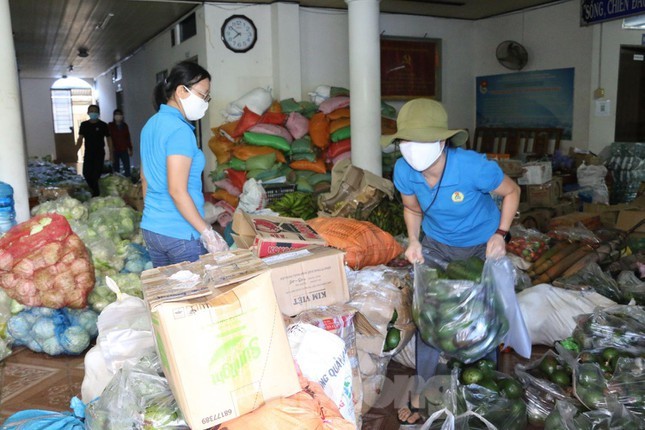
[615,45,645,142]
[50,78,94,166]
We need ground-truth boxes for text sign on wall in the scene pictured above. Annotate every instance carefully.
[476,68,575,139]
[581,0,645,25]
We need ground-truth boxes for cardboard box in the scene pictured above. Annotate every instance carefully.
[514,208,552,232]
[551,200,576,217]
[262,246,349,316]
[141,251,301,430]
[496,159,524,177]
[232,212,326,258]
[517,161,552,185]
[526,180,560,208]
[616,210,645,233]
[548,212,603,231]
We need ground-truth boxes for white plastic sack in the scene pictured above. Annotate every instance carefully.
[308,85,331,105]
[577,162,609,204]
[237,178,268,213]
[287,323,356,424]
[81,277,155,403]
[517,283,617,346]
[223,87,273,121]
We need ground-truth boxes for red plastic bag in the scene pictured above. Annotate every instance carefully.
[232,106,261,138]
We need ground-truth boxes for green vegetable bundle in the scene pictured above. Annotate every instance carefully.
[268,191,317,220]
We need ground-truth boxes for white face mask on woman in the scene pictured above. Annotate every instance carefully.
[400,141,445,171]
[179,86,209,121]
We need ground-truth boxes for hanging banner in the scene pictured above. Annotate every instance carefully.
[581,0,645,26]
[476,68,574,139]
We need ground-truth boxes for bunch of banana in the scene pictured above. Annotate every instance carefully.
[367,198,406,236]
[268,191,318,220]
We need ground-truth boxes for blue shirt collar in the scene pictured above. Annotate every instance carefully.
[159,104,195,130]
[408,148,459,187]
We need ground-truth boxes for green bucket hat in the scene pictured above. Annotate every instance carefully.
[381,98,468,148]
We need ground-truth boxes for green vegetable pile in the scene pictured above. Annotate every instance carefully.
[99,174,133,198]
[366,198,406,237]
[267,191,317,220]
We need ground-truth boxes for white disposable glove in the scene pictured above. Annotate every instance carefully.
[200,226,229,254]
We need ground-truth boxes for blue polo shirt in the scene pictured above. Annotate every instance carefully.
[140,104,205,240]
[394,147,504,247]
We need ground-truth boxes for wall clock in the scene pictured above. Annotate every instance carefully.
[221,15,257,53]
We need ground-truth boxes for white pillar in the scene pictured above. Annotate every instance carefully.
[0,0,29,223]
[345,0,382,176]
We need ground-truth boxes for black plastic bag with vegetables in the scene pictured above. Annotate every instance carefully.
[412,257,530,364]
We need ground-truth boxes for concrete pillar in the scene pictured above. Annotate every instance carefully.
[345,0,382,176]
[0,0,30,222]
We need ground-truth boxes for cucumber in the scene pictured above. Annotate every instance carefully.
[445,257,484,282]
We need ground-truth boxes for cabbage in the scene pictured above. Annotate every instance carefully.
[99,174,133,198]
[31,196,88,221]
[60,325,90,354]
[88,273,143,313]
[8,307,97,355]
[86,196,127,213]
[88,207,141,241]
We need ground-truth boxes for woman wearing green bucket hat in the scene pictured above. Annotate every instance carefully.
[385,98,520,424]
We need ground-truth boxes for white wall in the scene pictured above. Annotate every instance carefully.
[19,78,57,158]
[473,1,594,153]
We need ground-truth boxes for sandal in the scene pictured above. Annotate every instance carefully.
[397,392,426,425]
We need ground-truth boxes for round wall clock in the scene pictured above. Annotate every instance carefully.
[221,15,257,53]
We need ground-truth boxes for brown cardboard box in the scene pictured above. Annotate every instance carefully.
[232,212,326,258]
[514,208,552,232]
[261,246,349,316]
[141,251,301,430]
[548,212,603,231]
[616,210,645,233]
[551,200,576,217]
[496,159,524,177]
[526,180,560,208]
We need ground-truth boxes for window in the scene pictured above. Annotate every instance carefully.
[171,13,196,46]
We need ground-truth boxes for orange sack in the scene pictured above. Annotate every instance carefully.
[211,188,239,208]
[290,158,327,174]
[307,217,403,270]
[309,112,330,150]
[208,133,235,164]
[220,377,355,430]
[327,107,350,121]
[232,144,286,163]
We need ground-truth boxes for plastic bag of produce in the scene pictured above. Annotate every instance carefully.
[286,323,356,424]
[8,306,98,355]
[544,397,643,430]
[571,305,645,355]
[413,257,529,364]
[87,272,143,313]
[506,225,550,263]
[617,270,645,305]
[86,195,127,213]
[31,196,89,222]
[0,288,13,361]
[454,369,528,430]
[85,354,188,430]
[0,214,95,309]
[515,350,578,425]
[82,276,155,403]
[1,396,86,429]
[87,206,141,241]
[555,261,628,304]
[346,265,415,357]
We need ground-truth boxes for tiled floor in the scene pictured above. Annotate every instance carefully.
[0,347,85,423]
[0,347,545,428]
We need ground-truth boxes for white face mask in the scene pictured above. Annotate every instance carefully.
[400,141,445,171]
[179,86,209,121]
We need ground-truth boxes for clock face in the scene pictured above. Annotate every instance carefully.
[221,15,257,53]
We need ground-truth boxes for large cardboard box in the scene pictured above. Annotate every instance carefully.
[548,212,603,231]
[262,246,349,316]
[526,179,560,208]
[141,251,301,430]
[232,212,326,258]
[517,161,552,185]
[616,210,645,233]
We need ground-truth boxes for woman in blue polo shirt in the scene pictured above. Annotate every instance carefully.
[386,98,520,424]
[140,61,227,267]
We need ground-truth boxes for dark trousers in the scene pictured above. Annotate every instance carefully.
[83,154,104,197]
[113,151,131,177]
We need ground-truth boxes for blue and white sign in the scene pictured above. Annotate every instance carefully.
[581,0,645,25]
[476,68,575,139]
